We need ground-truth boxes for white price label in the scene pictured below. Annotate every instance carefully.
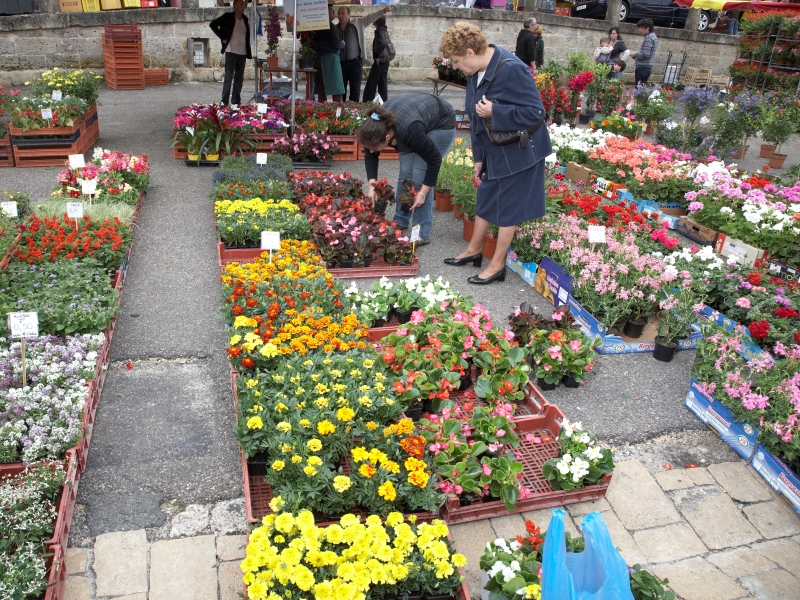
[409,224,421,243]
[66,202,84,218]
[7,312,39,339]
[335,107,342,118]
[261,231,281,250]
[230,104,239,111]
[0,201,18,218]
[41,108,53,120]
[257,103,268,114]
[587,225,607,244]
[81,180,97,196]
[51,90,63,101]
[256,153,268,165]
[558,287,569,304]
[68,154,85,169]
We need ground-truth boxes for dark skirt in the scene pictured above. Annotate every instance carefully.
[476,160,546,227]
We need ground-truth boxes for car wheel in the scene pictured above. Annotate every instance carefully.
[698,11,709,31]
[619,1,629,22]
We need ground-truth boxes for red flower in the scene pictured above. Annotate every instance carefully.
[747,271,762,286]
[774,307,799,319]
[794,332,800,342]
[748,320,770,340]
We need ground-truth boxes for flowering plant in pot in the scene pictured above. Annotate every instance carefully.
[567,71,594,117]
[272,132,339,163]
[542,419,614,490]
[654,270,704,361]
[371,178,395,214]
[631,85,675,134]
[265,7,282,64]
[479,536,542,600]
[398,179,417,213]
[760,102,800,168]
[678,86,719,152]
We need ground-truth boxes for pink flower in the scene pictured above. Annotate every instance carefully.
[410,310,425,324]
[551,311,563,321]
[496,429,506,438]
[570,339,582,352]
[482,463,492,476]
[547,346,563,361]
[735,298,751,309]
[504,329,515,341]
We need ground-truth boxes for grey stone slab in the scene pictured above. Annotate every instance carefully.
[170,503,210,538]
[651,557,749,600]
[93,529,148,597]
[219,560,244,600]
[673,488,762,550]
[686,467,715,486]
[489,514,526,540]
[63,576,91,600]
[450,519,495,600]
[150,535,218,600]
[81,492,164,537]
[64,548,88,576]
[634,523,707,564]
[743,500,800,540]
[210,498,247,536]
[707,547,776,578]
[116,595,147,600]
[739,568,800,600]
[708,462,773,503]
[605,460,682,531]
[654,469,696,491]
[752,538,800,574]
[565,497,611,517]
[217,534,247,561]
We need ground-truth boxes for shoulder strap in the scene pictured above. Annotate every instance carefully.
[481,57,514,93]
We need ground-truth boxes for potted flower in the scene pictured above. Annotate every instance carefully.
[654,271,703,362]
[298,32,316,69]
[398,179,417,213]
[271,131,339,165]
[372,178,395,215]
[265,6,282,69]
[432,56,449,80]
[542,419,614,491]
[632,85,675,135]
[567,71,594,123]
[760,102,800,169]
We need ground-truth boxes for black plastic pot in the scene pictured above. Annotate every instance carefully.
[537,377,561,391]
[623,317,648,338]
[422,398,434,413]
[458,372,472,392]
[564,375,580,388]
[578,114,592,125]
[372,318,386,328]
[653,336,678,362]
[405,405,422,422]
[338,260,353,268]
[374,202,387,215]
[395,309,413,324]
[299,58,315,69]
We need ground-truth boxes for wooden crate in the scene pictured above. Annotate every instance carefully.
[330,134,358,161]
[711,74,730,87]
[683,67,712,86]
[0,134,14,167]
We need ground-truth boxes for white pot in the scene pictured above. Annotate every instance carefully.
[481,570,490,600]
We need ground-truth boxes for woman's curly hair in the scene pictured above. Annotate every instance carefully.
[439,22,488,58]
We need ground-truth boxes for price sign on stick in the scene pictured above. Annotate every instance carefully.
[0,201,18,218]
[81,180,97,196]
[186,126,194,135]
[52,90,63,101]
[7,312,38,387]
[261,231,281,262]
[335,107,342,118]
[256,153,268,165]
[587,225,607,244]
[409,225,421,243]
[66,202,84,230]
[257,103,268,114]
[41,108,53,120]
[68,154,85,169]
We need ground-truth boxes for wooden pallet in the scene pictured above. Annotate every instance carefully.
[683,67,712,86]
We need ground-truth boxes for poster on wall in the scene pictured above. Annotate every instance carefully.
[296,0,330,32]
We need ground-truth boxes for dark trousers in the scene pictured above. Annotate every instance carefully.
[362,60,389,103]
[340,58,363,102]
[222,52,247,105]
[634,65,652,86]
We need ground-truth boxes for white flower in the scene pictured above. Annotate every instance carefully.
[719,206,734,215]
[584,446,603,461]
[502,567,516,582]
[556,457,571,475]
[578,433,591,444]
[509,540,522,551]
[510,560,521,572]
[699,116,710,125]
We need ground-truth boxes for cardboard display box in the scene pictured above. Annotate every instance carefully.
[565,161,593,185]
[592,176,626,200]
[714,233,766,268]
[676,216,719,247]
[751,448,800,515]
[694,304,765,361]
[59,0,83,11]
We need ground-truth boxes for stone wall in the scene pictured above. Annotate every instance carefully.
[0,6,737,86]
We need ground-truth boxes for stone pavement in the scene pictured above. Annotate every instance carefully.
[62,458,800,600]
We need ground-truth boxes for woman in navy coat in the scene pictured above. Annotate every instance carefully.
[439,23,552,285]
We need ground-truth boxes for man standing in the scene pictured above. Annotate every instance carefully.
[337,5,390,103]
[630,18,657,85]
[210,0,251,106]
[515,18,537,68]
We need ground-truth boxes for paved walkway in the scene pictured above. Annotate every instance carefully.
[63,458,800,600]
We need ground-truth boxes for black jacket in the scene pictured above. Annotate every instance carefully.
[314,21,345,56]
[609,39,627,63]
[210,11,252,58]
[515,28,537,67]
[372,24,388,62]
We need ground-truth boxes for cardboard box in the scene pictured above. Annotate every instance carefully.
[638,202,686,230]
[677,216,719,247]
[684,378,759,461]
[751,448,800,515]
[59,0,83,11]
[592,176,626,199]
[507,249,701,354]
[565,161,593,185]
[766,260,799,282]
[123,0,140,6]
[82,0,100,10]
[694,304,765,361]
[100,0,120,8]
[714,233,766,267]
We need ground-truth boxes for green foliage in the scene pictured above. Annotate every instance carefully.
[33,199,135,224]
[630,564,676,600]
[27,68,104,105]
[212,154,293,186]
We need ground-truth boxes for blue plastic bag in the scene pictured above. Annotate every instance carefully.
[541,509,634,600]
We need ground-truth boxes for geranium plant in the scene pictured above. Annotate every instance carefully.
[272,132,339,163]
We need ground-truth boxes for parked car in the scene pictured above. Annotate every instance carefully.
[571,0,718,32]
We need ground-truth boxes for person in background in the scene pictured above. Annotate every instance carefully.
[727,10,741,36]
[362,16,390,102]
[607,26,628,64]
[337,5,390,103]
[315,4,346,102]
[439,22,552,286]
[607,59,626,79]
[594,37,612,64]
[630,18,657,85]
[357,94,456,246]
[515,18,538,75]
[209,0,251,106]
[532,24,544,73]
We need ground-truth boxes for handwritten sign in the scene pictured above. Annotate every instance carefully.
[0,201,17,218]
[295,0,330,32]
[7,312,39,339]
[256,153,268,165]
[41,108,53,120]
[68,154,85,169]
[587,225,607,244]
[66,202,84,219]
[261,231,281,251]
[81,180,97,196]
[410,225,421,243]
[52,90,63,101]
[257,103,268,114]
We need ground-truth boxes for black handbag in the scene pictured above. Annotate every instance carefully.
[480,58,544,148]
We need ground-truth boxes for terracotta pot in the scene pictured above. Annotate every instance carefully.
[462,215,475,242]
[759,144,776,159]
[645,123,654,135]
[482,235,497,260]
[452,203,463,220]
[769,153,787,169]
[267,56,279,68]
[434,191,453,212]
[732,145,749,160]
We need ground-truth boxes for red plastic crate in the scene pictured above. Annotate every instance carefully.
[330,135,359,161]
[144,68,169,86]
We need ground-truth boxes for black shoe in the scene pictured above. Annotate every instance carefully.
[468,267,506,285]
[444,252,482,267]
[416,238,430,247]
